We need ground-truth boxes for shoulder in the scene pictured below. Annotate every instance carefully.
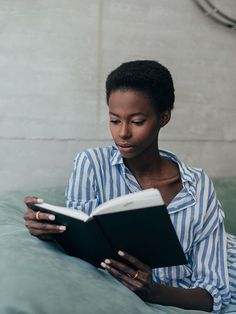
[160,150,226,231]
[159,149,214,192]
[185,165,212,190]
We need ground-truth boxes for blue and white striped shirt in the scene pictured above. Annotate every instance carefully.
[66,145,236,313]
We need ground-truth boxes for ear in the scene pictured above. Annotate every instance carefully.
[160,110,171,128]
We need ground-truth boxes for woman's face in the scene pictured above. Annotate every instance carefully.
[108,89,168,159]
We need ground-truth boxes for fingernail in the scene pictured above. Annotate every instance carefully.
[37,198,44,203]
[101,262,110,269]
[48,215,55,221]
[118,250,124,256]
[105,259,111,264]
[59,226,66,231]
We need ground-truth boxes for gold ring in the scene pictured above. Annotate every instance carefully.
[132,270,139,280]
[35,211,41,221]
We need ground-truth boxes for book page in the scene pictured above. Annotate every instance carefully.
[92,188,164,216]
[33,189,163,221]
[34,203,90,222]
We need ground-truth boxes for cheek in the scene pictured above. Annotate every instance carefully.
[109,124,117,137]
[137,126,158,141]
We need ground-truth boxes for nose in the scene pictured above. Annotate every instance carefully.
[119,122,131,139]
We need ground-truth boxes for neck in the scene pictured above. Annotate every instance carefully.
[124,144,163,176]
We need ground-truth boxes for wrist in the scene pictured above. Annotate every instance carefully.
[144,281,161,303]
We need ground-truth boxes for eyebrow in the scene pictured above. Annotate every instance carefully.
[109,111,148,117]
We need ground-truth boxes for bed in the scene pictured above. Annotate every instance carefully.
[0,178,235,314]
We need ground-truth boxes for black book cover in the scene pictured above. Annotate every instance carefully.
[95,205,187,268]
[29,203,187,268]
[29,204,115,267]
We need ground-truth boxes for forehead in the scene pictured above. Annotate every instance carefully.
[108,90,156,115]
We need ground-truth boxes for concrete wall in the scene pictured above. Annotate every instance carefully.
[0,0,235,192]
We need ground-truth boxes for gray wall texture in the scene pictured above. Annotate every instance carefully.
[0,0,235,192]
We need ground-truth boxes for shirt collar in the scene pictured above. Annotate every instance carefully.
[110,144,124,166]
[159,149,197,196]
[110,145,197,200]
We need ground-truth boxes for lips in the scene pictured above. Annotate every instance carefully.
[117,143,135,148]
[116,143,136,154]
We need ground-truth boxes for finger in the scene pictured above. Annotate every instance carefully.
[101,263,143,289]
[119,279,137,291]
[104,258,137,278]
[104,259,148,284]
[25,221,66,234]
[30,229,61,236]
[24,208,55,222]
[34,211,55,222]
[28,227,65,236]
[118,251,150,272]
[24,196,44,206]
[35,211,41,221]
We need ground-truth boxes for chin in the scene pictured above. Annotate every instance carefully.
[119,151,138,159]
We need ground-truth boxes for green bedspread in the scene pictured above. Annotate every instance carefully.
[0,178,235,314]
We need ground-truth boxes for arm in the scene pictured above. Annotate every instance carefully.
[186,174,230,313]
[66,151,99,213]
[143,284,213,311]
[101,173,230,313]
[101,251,213,312]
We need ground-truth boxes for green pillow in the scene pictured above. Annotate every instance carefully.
[213,177,236,235]
[0,188,208,314]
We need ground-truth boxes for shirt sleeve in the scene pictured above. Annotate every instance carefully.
[189,172,231,313]
[65,151,99,215]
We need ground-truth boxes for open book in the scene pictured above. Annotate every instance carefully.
[30,188,187,268]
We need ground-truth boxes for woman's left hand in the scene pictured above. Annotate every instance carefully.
[101,250,157,302]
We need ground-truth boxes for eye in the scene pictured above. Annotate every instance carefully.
[110,119,120,125]
[132,120,146,125]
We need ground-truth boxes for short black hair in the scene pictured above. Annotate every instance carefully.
[106,60,175,112]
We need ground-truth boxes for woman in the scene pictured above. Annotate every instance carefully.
[24,60,236,313]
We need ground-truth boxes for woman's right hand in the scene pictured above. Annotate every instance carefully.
[24,196,66,240]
